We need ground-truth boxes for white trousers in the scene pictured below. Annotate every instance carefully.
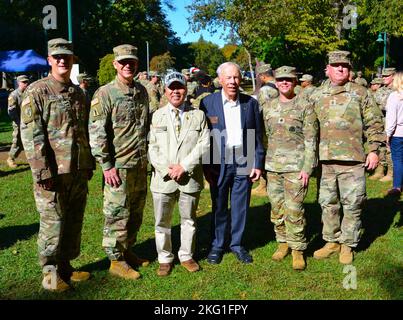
[152,191,200,263]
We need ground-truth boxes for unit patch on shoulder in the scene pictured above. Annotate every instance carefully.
[90,97,105,121]
[8,95,15,106]
[21,97,35,124]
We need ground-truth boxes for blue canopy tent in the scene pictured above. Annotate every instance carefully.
[0,50,49,72]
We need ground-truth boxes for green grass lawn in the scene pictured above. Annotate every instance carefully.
[0,114,401,300]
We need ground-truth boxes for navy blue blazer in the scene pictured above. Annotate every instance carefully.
[200,90,265,186]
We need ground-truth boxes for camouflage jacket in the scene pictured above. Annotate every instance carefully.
[262,95,318,174]
[7,88,23,124]
[89,76,149,170]
[20,75,94,182]
[257,82,279,109]
[354,77,368,87]
[310,81,385,162]
[374,85,393,112]
[145,82,161,114]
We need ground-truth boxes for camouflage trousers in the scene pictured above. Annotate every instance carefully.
[152,190,200,263]
[33,172,89,268]
[102,164,147,261]
[8,122,23,160]
[266,171,307,250]
[380,146,393,173]
[318,162,366,248]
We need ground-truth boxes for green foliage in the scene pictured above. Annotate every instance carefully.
[97,54,115,86]
[0,0,178,74]
[188,0,402,76]
[189,37,225,75]
[150,52,176,73]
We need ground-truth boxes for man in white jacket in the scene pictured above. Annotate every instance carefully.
[148,71,210,276]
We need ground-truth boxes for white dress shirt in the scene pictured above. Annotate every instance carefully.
[222,90,242,148]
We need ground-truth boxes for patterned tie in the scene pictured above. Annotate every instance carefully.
[173,108,181,139]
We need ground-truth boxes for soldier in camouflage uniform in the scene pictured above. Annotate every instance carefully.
[311,51,385,264]
[370,77,383,93]
[149,72,209,276]
[299,74,316,97]
[145,71,161,114]
[20,38,94,292]
[262,66,318,270]
[253,64,279,196]
[182,69,197,103]
[371,67,396,181]
[354,71,368,87]
[89,44,150,280]
[256,64,279,107]
[77,72,91,108]
[7,75,29,168]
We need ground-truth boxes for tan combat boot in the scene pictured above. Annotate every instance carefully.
[339,244,354,264]
[109,260,141,280]
[42,271,71,292]
[6,157,17,168]
[291,250,306,270]
[58,261,91,282]
[313,242,340,259]
[379,170,393,182]
[369,165,384,180]
[272,243,290,261]
[124,250,150,268]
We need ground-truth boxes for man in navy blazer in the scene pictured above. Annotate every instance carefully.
[200,62,264,264]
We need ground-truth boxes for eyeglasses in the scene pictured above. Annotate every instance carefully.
[276,78,294,83]
[51,54,71,61]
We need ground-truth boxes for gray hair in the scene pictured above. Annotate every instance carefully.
[216,62,242,78]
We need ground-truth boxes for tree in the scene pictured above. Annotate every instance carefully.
[0,0,179,75]
[150,52,176,73]
[189,37,225,75]
[187,0,403,74]
[97,54,115,86]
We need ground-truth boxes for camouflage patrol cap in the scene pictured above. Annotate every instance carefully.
[275,66,297,79]
[16,75,29,83]
[149,71,160,77]
[165,71,186,88]
[256,64,272,74]
[370,77,383,85]
[48,38,74,56]
[77,73,90,83]
[382,67,396,76]
[328,50,351,66]
[113,44,138,61]
[299,74,313,82]
[181,69,190,76]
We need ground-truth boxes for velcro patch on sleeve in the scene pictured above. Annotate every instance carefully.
[21,97,36,124]
[90,97,105,121]
[8,95,15,106]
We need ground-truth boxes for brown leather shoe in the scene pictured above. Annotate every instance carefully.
[157,263,173,277]
[181,259,200,272]
[124,250,150,267]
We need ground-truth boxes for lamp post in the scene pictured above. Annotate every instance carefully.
[376,32,387,70]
